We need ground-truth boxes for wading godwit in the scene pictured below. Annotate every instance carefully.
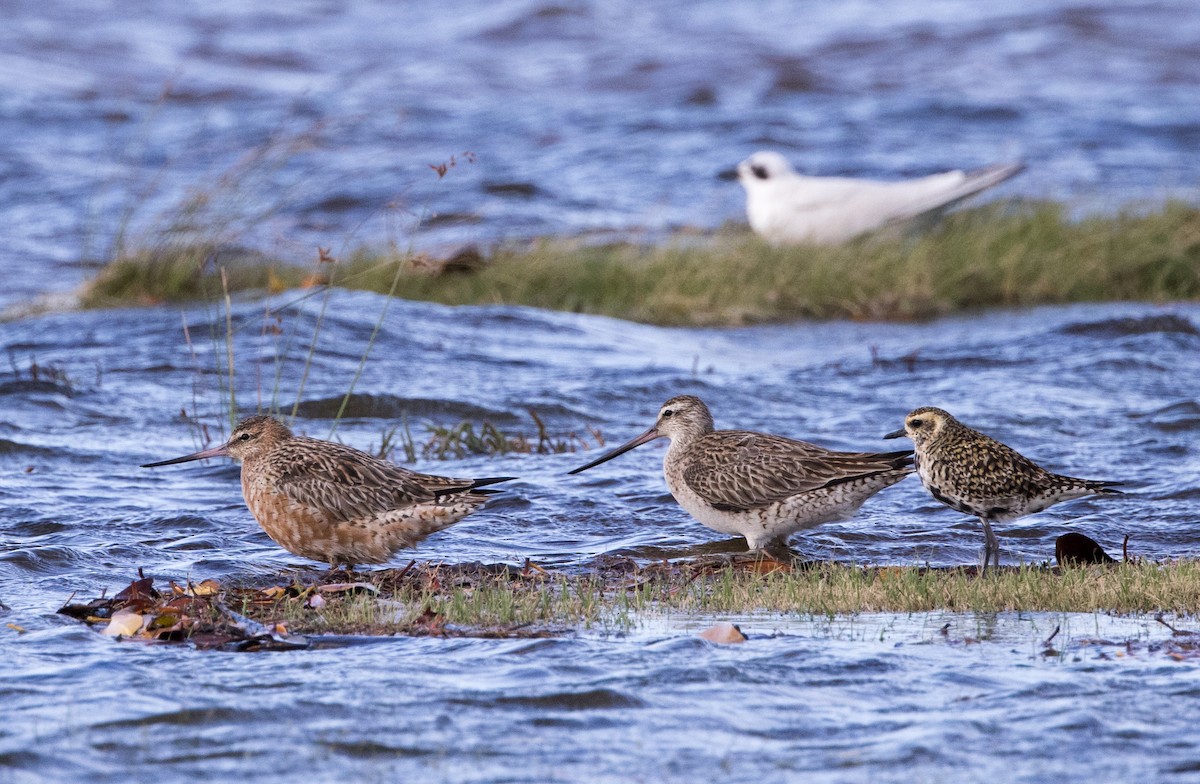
[885,407,1122,572]
[736,150,1023,245]
[569,395,913,553]
[143,415,514,569]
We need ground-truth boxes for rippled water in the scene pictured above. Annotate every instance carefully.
[2,296,1199,780]
[7,614,1199,782]
[4,1,1200,780]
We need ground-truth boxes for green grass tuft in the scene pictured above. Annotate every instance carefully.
[82,244,292,306]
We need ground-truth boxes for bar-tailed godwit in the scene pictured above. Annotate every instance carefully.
[885,407,1122,571]
[569,395,913,553]
[143,415,513,569]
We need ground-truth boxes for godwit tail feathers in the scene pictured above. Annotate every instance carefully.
[432,476,517,498]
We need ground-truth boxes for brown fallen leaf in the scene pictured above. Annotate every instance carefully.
[163,596,203,613]
[698,622,747,644]
[6,623,27,634]
[112,577,157,607]
[190,579,221,597]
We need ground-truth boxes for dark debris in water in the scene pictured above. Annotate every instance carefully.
[58,563,573,650]
[291,393,513,423]
[482,181,540,198]
[58,573,307,652]
[0,379,75,397]
[1058,313,1198,337]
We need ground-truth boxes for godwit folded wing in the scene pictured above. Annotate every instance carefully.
[680,431,912,512]
[273,438,491,522]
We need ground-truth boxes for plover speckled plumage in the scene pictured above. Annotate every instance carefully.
[569,395,913,552]
[885,406,1121,571]
[143,415,514,569]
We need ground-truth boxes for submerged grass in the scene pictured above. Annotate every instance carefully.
[238,558,1200,636]
[82,201,1200,325]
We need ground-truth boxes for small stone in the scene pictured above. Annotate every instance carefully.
[698,622,747,644]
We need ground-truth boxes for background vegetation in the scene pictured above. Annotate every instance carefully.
[82,200,1200,325]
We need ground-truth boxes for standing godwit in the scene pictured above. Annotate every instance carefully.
[569,395,913,553]
[143,415,514,569]
[884,407,1122,572]
[736,150,1023,245]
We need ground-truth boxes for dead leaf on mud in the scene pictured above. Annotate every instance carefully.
[112,576,157,609]
[190,579,222,596]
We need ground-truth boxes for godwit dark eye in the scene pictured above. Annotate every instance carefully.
[239,432,252,441]
[662,409,675,419]
[910,418,924,429]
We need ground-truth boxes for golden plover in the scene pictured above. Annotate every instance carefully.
[885,406,1121,572]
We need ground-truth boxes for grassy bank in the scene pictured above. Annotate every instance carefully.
[61,558,1200,647]
[80,201,1200,325]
